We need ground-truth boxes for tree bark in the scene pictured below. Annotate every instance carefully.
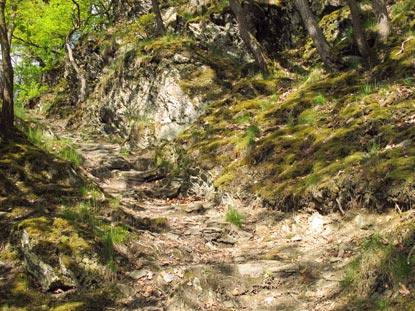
[294,0,337,70]
[229,0,269,74]
[0,0,14,137]
[372,0,391,42]
[66,0,88,104]
[151,0,166,36]
[347,0,376,67]
[65,33,87,103]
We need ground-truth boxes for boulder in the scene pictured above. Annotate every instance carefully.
[21,230,77,292]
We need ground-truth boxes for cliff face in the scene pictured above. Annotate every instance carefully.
[60,1,300,149]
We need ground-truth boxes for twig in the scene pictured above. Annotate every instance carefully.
[336,198,345,215]
[395,37,414,56]
[407,244,415,264]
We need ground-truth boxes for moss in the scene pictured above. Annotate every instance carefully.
[179,65,223,101]
[214,172,236,188]
[58,232,90,256]
[18,217,51,237]
[50,302,85,311]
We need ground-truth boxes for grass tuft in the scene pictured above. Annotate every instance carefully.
[225,206,244,228]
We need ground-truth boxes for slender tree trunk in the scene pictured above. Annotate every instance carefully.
[229,0,269,74]
[65,33,87,103]
[294,0,337,70]
[66,0,87,104]
[0,0,14,137]
[372,0,391,41]
[151,0,166,36]
[347,0,376,66]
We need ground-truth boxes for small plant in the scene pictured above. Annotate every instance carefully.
[402,76,415,87]
[120,148,130,157]
[368,141,380,157]
[361,82,372,96]
[246,124,260,145]
[80,185,89,197]
[59,145,81,165]
[361,80,379,97]
[135,13,156,37]
[313,94,327,106]
[236,114,251,124]
[103,225,129,244]
[79,202,96,227]
[362,140,381,164]
[27,127,43,145]
[109,197,121,210]
[225,206,244,228]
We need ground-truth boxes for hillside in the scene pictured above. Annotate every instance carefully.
[1,0,415,310]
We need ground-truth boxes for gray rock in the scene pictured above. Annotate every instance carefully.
[236,263,266,278]
[128,269,148,280]
[218,236,237,245]
[162,272,175,283]
[116,283,136,297]
[181,246,193,253]
[185,202,205,214]
[94,51,214,149]
[101,156,132,171]
[20,230,76,292]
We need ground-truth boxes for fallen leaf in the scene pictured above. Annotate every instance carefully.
[231,288,240,296]
[399,282,410,296]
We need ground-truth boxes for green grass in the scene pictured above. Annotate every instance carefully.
[60,199,129,270]
[25,126,81,165]
[225,206,244,228]
[246,124,260,145]
[313,94,327,106]
[236,114,251,124]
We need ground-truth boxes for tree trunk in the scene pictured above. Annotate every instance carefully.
[151,0,166,36]
[66,0,88,104]
[372,0,391,42]
[294,0,337,70]
[229,0,269,74]
[65,33,87,104]
[0,0,14,137]
[347,0,376,66]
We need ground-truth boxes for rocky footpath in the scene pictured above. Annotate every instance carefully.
[66,133,402,311]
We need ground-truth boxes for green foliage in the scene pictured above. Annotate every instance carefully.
[225,206,244,228]
[246,124,260,145]
[342,228,415,304]
[17,81,48,104]
[361,81,374,95]
[313,94,327,106]
[61,199,129,270]
[236,114,251,124]
[25,126,81,165]
[128,13,157,39]
[27,126,43,145]
[10,0,110,113]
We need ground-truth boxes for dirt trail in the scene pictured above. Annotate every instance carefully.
[68,135,397,311]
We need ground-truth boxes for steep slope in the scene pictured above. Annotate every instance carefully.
[0,133,120,310]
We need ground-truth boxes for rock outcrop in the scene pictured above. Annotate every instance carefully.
[21,230,77,292]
